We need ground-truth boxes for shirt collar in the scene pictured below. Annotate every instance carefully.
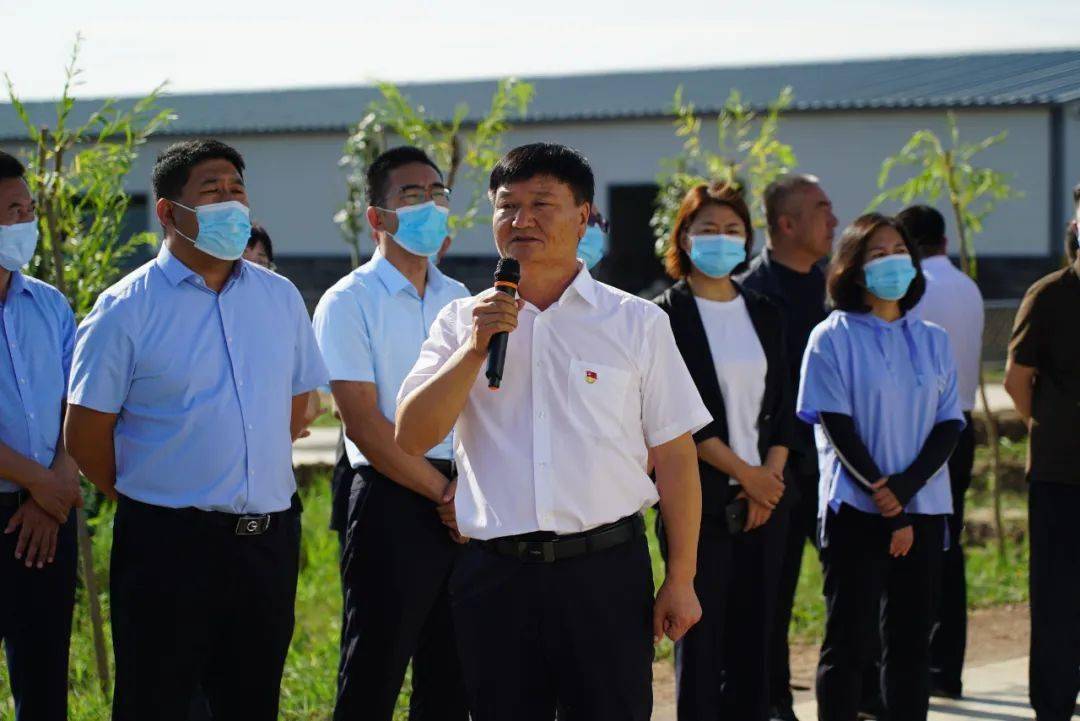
[6,270,31,299]
[371,250,443,296]
[155,243,245,288]
[561,262,598,308]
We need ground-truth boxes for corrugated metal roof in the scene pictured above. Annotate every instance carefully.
[2,49,1078,140]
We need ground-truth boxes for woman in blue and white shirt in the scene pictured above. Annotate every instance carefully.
[798,213,964,721]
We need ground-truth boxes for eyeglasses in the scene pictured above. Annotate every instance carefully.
[398,185,452,207]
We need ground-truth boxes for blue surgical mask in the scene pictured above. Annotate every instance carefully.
[0,220,39,271]
[390,201,449,257]
[863,254,917,301]
[172,200,252,261]
[688,234,746,278]
[578,225,606,269]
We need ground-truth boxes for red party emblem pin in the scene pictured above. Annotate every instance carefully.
[585,370,598,384]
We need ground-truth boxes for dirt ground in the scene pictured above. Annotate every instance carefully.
[651,603,1031,715]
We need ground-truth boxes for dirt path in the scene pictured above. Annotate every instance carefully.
[652,604,1030,720]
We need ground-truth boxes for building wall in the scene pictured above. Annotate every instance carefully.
[112,107,1054,261]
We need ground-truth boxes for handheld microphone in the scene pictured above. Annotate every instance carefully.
[486,257,520,390]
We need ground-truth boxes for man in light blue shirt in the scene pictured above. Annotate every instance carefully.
[313,146,470,721]
[64,139,328,721]
[0,150,82,721]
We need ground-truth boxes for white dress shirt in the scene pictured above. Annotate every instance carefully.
[911,255,985,412]
[398,265,712,541]
[312,252,470,467]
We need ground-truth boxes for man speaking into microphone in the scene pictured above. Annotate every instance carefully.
[396,143,711,721]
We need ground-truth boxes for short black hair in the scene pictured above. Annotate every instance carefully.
[488,143,594,206]
[152,139,245,201]
[248,223,273,264]
[827,213,926,313]
[0,150,26,181]
[896,204,946,254]
[365,146,442,208]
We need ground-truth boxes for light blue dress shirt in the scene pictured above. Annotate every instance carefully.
[68,245,329,514]
[797,310,963,539]
[0,272,74,493]
[312,252,470,467]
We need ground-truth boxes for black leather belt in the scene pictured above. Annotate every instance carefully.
[0,491,26,509]
[479,514,644,563]
[120,494,301,537]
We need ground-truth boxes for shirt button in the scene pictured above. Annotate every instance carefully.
[19,378,26,384]
[247,424,254,430]
[538,411,545,419]
[238,380,244,387]
[28,413,34,419]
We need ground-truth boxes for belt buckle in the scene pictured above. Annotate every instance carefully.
[235,514,270,536]
[519,540,556,563]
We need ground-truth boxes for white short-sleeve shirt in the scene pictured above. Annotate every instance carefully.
[398,265,712,540]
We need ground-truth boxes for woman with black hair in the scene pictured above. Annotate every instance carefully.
[654,182,793,721]
[797,213,964,721]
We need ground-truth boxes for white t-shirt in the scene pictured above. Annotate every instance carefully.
[398,265,712,540]
[694,294,767,480]
[911,255,984,412]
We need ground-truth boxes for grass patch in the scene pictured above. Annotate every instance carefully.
[1,466,1030,718]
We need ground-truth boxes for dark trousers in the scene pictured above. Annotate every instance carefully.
[929,414,974,695]
[329,434,351,552]
[111,495,301,721]
[450,534,654,721]
[335,465,467,721]
[674,525,733,720]
[816,507,944,721]
[0,502,77,721]
[1029,481,1080,721]
[769,465,820,711]
[673,502,788,721]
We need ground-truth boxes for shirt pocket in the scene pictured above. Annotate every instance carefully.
[567,359,631,440]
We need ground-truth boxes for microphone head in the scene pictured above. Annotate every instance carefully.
[494,257,521,284]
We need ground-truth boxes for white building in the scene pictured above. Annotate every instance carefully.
[4,49,1079,332]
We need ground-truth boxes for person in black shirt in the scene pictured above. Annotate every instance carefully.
[737,173,836,721]
[1004,185,1080,721]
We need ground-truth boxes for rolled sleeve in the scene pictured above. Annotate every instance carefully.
[641,311,712,448]
[290,288,329,395]
[797,326,851,424]
[68,295,136,414]
[312,288,375,384]
[397,299,465,406]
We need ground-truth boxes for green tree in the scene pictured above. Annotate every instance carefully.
[871,112,1019,561]
[5,35,175,693]
[652,86,796,255]
[335,78,534,266]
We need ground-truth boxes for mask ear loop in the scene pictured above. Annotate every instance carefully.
[169,200,199,245]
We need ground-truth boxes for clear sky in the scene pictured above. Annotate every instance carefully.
[3,0,1078,100]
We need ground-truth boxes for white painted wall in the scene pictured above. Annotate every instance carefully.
[51,106,1054,259]
[1063,100,1080,232]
